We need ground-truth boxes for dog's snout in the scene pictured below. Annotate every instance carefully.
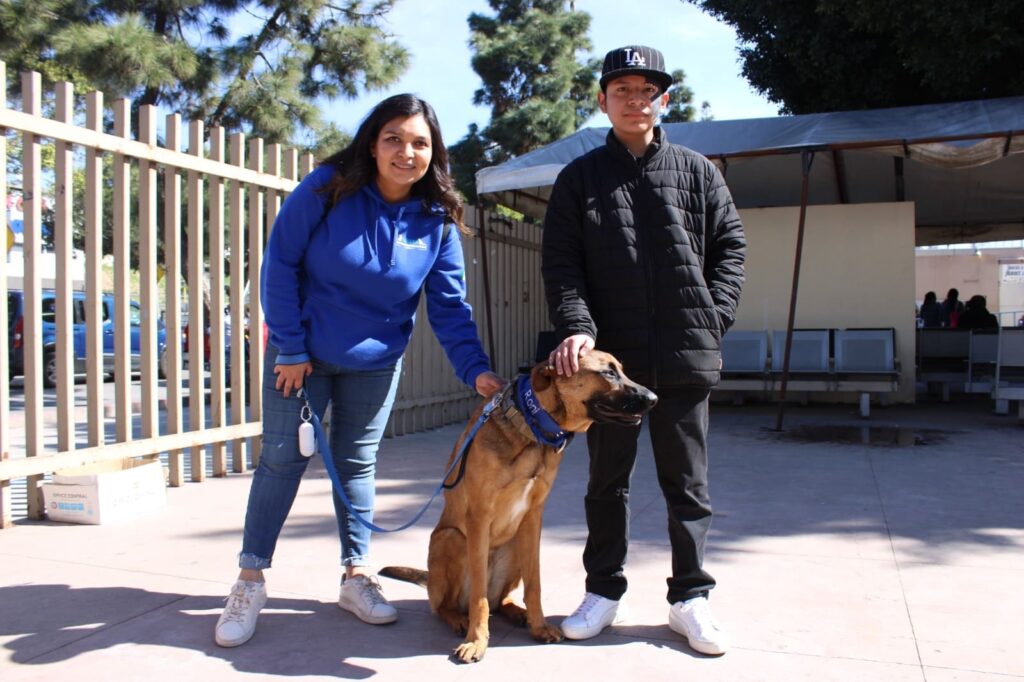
[621,385,658,412]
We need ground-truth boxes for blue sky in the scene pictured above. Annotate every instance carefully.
[319,0,779,145]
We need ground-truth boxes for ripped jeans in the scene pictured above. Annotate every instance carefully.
[238,345,402,570]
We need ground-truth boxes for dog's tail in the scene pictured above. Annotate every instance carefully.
[378,566,428,587]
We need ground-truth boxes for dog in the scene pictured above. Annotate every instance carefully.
[380,350,657,663]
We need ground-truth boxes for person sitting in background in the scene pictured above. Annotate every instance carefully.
[941,288,965,327]
[957,295,999,330]
[918,291,943,328]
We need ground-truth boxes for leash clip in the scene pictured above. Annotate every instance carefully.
[298,392,316,457]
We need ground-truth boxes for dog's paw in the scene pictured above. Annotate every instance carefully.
[451,640,488,664]
[530,621,564,644]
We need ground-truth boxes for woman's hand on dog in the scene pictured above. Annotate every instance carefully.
[475,371,507,398]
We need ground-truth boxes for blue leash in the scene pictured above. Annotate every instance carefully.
[296,388,501,533]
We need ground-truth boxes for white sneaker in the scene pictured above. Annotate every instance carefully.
[560,592,624,640]
[338,575,398,624]
[215,580,268,648]
[668,596,729,655]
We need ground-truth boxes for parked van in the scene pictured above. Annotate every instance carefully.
[7,289,167,387]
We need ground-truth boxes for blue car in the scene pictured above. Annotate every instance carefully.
[7,289,167,388]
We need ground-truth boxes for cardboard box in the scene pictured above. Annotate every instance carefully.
[41,459,167,525]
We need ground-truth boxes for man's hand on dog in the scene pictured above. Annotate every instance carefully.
[548,334,595,377]
[475,371,507,398]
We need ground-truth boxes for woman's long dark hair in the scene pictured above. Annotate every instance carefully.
[320,94,467,233]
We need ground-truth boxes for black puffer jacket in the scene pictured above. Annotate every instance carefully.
[542,128,746,389]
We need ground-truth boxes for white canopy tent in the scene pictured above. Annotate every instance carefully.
[476,97,1024,246]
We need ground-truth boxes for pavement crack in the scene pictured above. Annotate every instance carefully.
[867,450,927,680]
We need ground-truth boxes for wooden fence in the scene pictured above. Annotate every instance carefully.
[0,63,548,527]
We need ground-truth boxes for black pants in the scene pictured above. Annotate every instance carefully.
[583,387,715,605]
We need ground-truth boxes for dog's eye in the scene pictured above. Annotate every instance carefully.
[601,368,618,379]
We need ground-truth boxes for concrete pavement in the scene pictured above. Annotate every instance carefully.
[1,398,1022,681]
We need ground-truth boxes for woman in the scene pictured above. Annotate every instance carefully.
[941,288,965,328]
[215,94,504,648]
[918,291,943,328]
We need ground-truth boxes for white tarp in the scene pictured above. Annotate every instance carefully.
[475,97,1024,244]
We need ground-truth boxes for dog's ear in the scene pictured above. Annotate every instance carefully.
[530,362,553,392]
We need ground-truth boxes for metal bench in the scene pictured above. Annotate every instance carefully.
[917,328,971,401]
[714,328,902,417]
[832,328,900,417]
[718,331,771,402]
[993,327,1024,420]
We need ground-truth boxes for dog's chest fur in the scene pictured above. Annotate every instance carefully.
[487,444,562,545]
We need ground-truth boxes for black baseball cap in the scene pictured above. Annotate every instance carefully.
[599,45,674,92]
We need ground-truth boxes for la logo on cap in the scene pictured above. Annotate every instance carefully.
[623,48,646,67]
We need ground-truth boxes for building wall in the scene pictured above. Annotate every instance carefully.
[735,202,917,403]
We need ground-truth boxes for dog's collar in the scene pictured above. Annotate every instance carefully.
[496,374,570,451]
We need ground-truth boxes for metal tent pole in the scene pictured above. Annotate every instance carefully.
[774,150,815,432]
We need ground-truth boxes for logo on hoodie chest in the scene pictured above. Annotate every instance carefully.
[395,231,428,250]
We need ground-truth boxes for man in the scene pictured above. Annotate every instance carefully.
[541,45,746,656]
[956,294,998,329]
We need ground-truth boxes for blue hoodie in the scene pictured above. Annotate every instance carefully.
[261,165,491,387]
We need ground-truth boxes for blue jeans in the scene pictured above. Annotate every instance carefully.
[239,345,402,570]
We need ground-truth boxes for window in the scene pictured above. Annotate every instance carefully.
[41,298,56,324]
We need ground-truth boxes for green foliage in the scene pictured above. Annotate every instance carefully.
[687,0,1024,114]
[0,0,96,90]
[661,69,696,123]
[0,0,409,148]
[51,13,202,96]
[450,0,600,202]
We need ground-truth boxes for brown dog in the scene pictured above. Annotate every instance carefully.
[380,350,657,663]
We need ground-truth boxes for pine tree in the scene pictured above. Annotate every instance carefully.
[450,0,600,203]
[661,69,697,123]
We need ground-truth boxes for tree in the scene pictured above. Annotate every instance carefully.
[0,0,408,149]
[686,0,1024,114]
[449,0,600,203]
[661,68,711,124]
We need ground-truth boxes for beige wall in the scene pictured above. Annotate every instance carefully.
[735,202,917,402]
[916,248,1024,323]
